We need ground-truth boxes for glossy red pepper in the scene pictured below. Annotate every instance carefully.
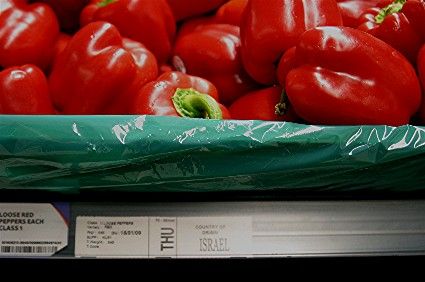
[215,0,248,26]
[337,0,381,27]
[417,45,425,121]
[80,0,175,63]
[241,0,343,85]
[176,16,217,38]
[159,64,175,74]
[49,33,71,71]
[0,64,55,114]
[0,0,59,70]
[131,72,230,119]
[49,22,158,114]
[420,45,425,87]
[32,0,89,32]
[173,24,258,105]
[178,1,248,37]
[166,0,228,21]
[277,26,421,126]
[229,86,298,122]
[358,0,425,63]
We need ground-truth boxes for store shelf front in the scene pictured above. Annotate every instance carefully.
[1,200,425,258]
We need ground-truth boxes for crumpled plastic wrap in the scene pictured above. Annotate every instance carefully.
[1,115,425,193]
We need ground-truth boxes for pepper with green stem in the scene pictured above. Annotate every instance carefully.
[358,0,425,63]
[130,72,230,119]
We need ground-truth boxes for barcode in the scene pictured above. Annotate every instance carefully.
[1,245,58,254]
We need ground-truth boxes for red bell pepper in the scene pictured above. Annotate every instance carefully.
[173,24,258,105]
[417,45,425,121]
[241,0,343,85]
[178,0,248,36]
[130,72,230,119]
[49,22,158,114]
[358,0,425,63]
[53,34,71,59]
[159,64,175,74]
[32,0,89,32]
[176,16,217,38]
[420,45,425,87]
[277,26,421,126]
[229,86,298,121]
[80,0,176,63]
[0,0,59,70]
[166,0,228,21]
[337,0,381,27]
[49,33,71,72]
[0,64,55,114]
[215,0,248,26]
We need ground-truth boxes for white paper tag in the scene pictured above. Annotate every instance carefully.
[149,217,177,258]
[75,217,149,258]
[75,216,252,258]
[0,203,68,257]
[177,217,252,257]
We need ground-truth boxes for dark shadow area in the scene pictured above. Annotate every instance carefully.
[1,188,425,202]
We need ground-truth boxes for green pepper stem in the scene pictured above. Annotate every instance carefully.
[275,90,289,116]
[375,0,406,24]
[172,88,223,119]
[98,0,116,7]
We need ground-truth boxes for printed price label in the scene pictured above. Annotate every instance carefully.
[75,217,149,257]
[0,203,69,257]
[75,216,252,258]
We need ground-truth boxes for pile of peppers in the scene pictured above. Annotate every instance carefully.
[1,0,425,126]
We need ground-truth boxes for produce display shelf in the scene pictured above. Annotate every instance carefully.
[1,191,425,259]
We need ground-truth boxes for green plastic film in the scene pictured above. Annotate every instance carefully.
[1,115,425,193]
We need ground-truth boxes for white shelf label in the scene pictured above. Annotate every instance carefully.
[75,216,252,258]
[177,217,252,257]
[75,217,149,257]
[149,217,177,258]
[0,203,68,257]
